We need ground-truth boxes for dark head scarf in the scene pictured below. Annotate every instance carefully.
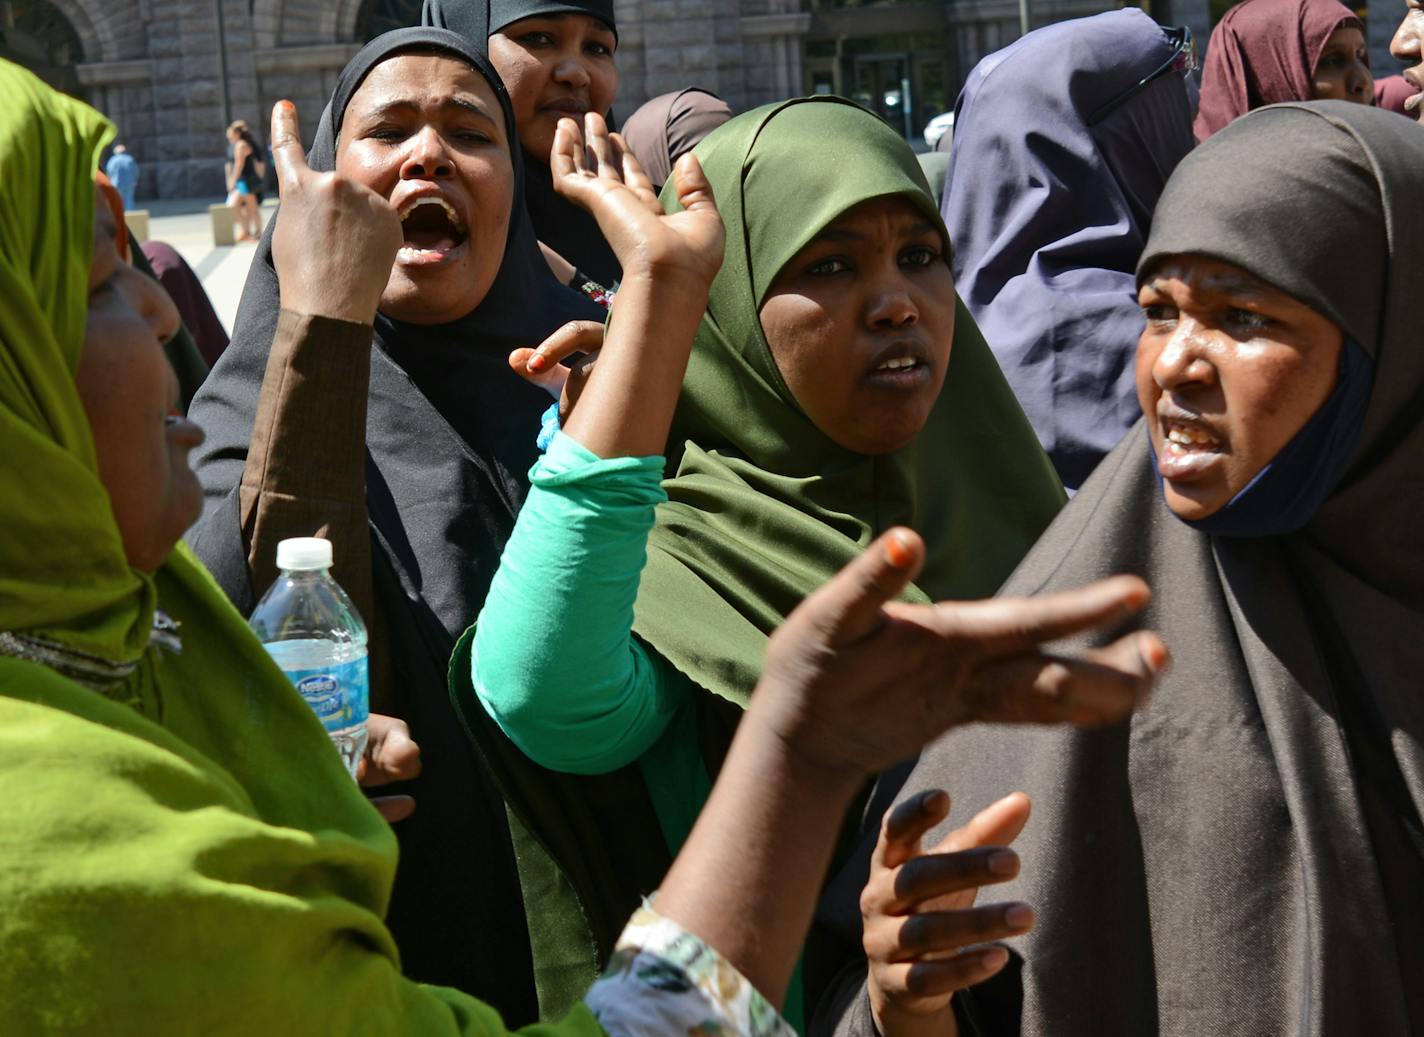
[943,9,1195,491]
[1194,0,1362,140]
[620,88,733,190]
[424,0,616,37]
[424,0,622,283]
[141,240,230,368]
[632,96,1066,707]
[185,27,602,1022]
[821,102,1424,1037]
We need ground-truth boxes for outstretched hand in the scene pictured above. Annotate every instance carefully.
[752,527,1169,780]
[862,790,1032,1037]
[269,100,402,325]
[551,113,724,288]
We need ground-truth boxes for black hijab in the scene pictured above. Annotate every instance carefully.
[185,27,602,1023]
[423,0,622,284]
[816,102,1424,1037]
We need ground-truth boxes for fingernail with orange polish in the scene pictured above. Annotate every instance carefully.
[885,530,915,570]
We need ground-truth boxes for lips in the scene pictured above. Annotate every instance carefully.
[165,413,205,450]
[1156,409,1226,482]
[541,97,589,117]
[862,340,933,389]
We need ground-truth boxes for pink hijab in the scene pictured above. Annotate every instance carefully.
[1194,0,1362,140]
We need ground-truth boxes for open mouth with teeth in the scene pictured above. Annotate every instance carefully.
[876,356,920,372]
[1163,421,1222,453]
[397,196,468,263]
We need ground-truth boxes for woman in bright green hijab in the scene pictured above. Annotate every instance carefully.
[464,96,1066,1024]
[3,59,1017,1037]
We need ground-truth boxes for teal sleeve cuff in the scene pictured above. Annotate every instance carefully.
[471,432,687,775]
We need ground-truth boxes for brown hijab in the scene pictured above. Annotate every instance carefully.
[815,101,1424,1037]
[1194,0,1361,140]
[620,88,733,190]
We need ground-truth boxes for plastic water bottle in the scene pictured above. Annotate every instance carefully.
[249,537,369,779]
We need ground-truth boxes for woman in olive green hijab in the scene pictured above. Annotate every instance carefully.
[463,96,1066,1024]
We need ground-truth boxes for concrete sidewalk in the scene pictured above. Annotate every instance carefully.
[143,199,278,335]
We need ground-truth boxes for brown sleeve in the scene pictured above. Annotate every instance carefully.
[238,309,376,630]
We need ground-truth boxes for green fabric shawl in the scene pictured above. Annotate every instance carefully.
[635,97,1066,705]
[0,60,603,1036]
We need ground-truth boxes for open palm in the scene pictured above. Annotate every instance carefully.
[551,112,724,289]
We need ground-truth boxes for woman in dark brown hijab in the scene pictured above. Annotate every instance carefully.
[816,100,1424,1037]
[1194,0,1372,139]
[620,87,733,191]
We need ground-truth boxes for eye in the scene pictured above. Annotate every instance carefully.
[1226,306,1272,331]
[516,31,556,47]
[585,41,613,57]
[900,245,939,268]
[1142,303,1178,325]
[368,125,409,143]
[808,257,850,276]
[454,128,494,145]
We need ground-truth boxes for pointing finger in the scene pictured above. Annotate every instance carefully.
[269,99,308,193]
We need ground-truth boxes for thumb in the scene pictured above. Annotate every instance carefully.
[797,527,924,647]
[670,152,718,215]
[269,99,308,192]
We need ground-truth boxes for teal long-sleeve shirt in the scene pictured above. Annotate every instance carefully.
[471,430,710,852]
[472,430,808,1033]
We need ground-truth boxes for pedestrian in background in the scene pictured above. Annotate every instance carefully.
[104,142,138,209]
[224,120,265,242]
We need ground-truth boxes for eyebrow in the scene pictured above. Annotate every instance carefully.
[813,219,940,245]
[357,96,498,124]
[1146,273,1272,298]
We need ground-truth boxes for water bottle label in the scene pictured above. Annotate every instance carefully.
[279,656,369,735]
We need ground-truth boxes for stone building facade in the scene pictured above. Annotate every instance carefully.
[1,0,1408,201]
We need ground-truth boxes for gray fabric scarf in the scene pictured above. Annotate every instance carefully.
[814,101,1424,1037]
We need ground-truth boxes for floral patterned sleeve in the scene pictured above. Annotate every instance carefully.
[584,904,796,1037]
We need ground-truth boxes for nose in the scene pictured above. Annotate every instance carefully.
[400,125,453,180]
[1392,11,1423,61]
[1151,319,1216,392]
[131,265,182,345]
[864,270,918,331]
[552,54,591,90]
[1353,60,1374,99]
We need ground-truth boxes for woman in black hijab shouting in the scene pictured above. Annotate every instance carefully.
[424,0,622,284]
[185,28,605,1025]
[818,100,1424,1037]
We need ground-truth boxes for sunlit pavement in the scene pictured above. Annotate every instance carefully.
[143,199,278,335]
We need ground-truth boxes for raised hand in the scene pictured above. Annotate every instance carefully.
[268,100,403,325]
[862,790,1033,1037]
[753,527,1169,780]
[552,112,724,289]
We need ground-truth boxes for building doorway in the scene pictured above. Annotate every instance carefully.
[0,0,86,99]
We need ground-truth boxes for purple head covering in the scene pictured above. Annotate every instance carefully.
[620,88,733,189]
[942,9,1195,490]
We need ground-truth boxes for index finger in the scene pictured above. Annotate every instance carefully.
[269,99,309,191]
[876,789,951,871]
[930,575,1151,657]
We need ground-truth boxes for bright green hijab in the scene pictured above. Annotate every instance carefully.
[633,97,1065,705]
[0,61,159,667]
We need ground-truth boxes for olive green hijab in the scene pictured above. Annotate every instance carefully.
[634,96,1065,704]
